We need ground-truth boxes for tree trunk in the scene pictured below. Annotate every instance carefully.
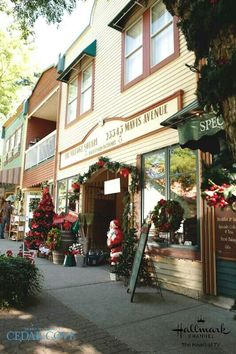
[211,28,236,159]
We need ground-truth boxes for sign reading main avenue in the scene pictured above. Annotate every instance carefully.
[60,96,179,169]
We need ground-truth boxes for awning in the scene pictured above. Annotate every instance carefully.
[57,40,97,83]
[108,0,148,31]
[161,100,225,154]
[178,114,225,153]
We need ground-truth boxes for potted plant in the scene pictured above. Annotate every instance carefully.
[68,243,85,266]
[46,228,62,264]
[63,245,77,267]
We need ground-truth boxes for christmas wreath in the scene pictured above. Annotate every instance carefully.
[152,199,184,233]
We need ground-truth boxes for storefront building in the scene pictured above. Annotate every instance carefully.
[0,104,25,204]
[22,65,60,231]
[55,0,207,297]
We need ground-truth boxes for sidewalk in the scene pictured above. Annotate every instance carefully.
[0,239,235,354]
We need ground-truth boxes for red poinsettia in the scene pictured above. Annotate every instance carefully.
[63,220,72,231]
[6,250,13,257]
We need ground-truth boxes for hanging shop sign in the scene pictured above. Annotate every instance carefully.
[104,178,121,195]
[215,207,236,260]
[60,93,181,169]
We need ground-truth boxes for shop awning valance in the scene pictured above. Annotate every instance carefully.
[178,114,225,153]
[57,40,97,83]
[161,100,225,154]
[108,0,148,31]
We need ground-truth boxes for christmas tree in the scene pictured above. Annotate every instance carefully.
[25,187,55,249]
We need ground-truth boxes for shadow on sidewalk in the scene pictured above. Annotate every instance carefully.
[0,292,136,354]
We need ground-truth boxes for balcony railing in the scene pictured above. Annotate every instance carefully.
[25,130,56,170]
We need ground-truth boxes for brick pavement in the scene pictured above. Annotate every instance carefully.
[0,292,137,354]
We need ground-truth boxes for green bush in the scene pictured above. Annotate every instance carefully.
[0,255,42,308]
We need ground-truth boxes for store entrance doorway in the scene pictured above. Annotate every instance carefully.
[84,169,128,251]
[92,199,116,249]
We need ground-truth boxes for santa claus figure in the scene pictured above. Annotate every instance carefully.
[107,219,123,265]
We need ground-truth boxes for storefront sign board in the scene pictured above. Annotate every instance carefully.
[104,178,121,195]
[60,96,179,169]
[215,207,236,260]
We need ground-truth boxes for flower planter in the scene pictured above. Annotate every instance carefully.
[63,254,76,267]
[75,254,85,267]
[60,230,75,253]
[52,250,64,265]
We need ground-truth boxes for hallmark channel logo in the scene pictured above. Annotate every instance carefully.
[172,316,231,339]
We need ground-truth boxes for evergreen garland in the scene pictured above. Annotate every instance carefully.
[75,156,139,194]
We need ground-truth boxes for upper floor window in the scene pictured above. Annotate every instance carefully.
[151,2,174,67]
[9,134,15,151]
[66,62,94,125]
[67,78,78,124]
[5,139,9,153]
[125,19,143,84]
[123,1,178,89]
[15,126,22,146]
[81,63,93,114]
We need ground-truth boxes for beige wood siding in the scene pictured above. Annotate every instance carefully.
[57,0,196,162]
[154,257,203,297]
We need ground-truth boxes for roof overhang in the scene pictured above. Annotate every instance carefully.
[108,0,148,31]
[57,40,97,83]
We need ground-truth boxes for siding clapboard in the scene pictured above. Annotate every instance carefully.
[57,0,196,155]
[217,259,236,298]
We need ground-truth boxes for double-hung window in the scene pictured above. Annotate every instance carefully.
[15,126,22,146]
[81,63,93,115]
[125,19,143,85]
[151,1,174,67]
[66,62,94,125]
[67,78,78,124]
[123,1,178,88]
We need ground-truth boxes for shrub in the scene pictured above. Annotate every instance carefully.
[0,255,42,308]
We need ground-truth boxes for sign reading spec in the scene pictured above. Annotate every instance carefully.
[60,97,179,168]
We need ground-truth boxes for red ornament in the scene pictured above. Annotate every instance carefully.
[72,182,80,192]
[120,167,130,178]
[43,187,49,194]
[63,220,72,230]
[96,160,106,168]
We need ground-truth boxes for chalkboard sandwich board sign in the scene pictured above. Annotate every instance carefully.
[127,222,151,302]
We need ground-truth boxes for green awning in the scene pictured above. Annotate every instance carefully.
[108,0,147,31]
[57,40,97,83]
[178,114,225,154]
[161,100,226,154]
